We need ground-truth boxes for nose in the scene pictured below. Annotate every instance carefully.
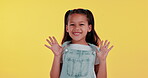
[75,25,81,30]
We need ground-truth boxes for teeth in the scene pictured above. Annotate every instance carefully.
[73,32,81,36]
[74,33,80,35]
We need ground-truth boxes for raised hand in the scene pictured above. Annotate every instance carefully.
[96,40,114,62]
[44,36,63,56]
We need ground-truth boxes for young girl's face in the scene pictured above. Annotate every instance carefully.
[66,13,92,42]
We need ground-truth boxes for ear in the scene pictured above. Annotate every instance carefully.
[66,25,69,32]
[88,24,92,32]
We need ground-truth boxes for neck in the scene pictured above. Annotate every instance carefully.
[71,39,88,45]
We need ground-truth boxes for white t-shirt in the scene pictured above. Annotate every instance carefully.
[61,44,100,65]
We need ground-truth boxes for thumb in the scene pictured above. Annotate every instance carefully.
[95,46,100,54]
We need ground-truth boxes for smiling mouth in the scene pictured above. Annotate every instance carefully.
[73,32,82,36]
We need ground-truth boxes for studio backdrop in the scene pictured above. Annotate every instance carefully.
[0,0,148,78]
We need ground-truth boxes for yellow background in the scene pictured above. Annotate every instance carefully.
[0,0,148,78]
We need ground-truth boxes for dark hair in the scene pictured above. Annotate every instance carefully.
[61,8,101,46]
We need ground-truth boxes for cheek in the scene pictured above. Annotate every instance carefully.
[67,27,74,32]
[82,27,89,32]
[69,27,74,31]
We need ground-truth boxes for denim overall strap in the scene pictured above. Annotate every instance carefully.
[88,43,100,53]
[88,43,98,53]
[61,41,71,48]
[61,41,71,53]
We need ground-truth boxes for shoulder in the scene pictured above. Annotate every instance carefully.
[61,41,71,47]
[94,45,100,52]
[95,46,100,52]
[88,43,100,51]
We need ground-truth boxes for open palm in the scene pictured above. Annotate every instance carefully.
[96,40,114,61]
[44,36,63,56]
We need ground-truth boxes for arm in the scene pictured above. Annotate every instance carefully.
[50,56,62,78]
[94,64,99,75]
[96,61,107,78]
[95,40,114,78]
[44,36,64,78]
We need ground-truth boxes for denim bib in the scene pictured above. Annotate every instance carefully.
[60,41,98,78]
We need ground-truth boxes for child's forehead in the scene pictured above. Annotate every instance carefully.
[68,14,88,22]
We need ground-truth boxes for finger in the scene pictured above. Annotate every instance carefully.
[53,36,58,44]
[100,40,103,48]
[46,39,52,46]
[108,45,114,51]
[104,40,108,46]
[49,36,54,44]
[98,41,101,47]
[44,44,51,49]
[106,41,110,48]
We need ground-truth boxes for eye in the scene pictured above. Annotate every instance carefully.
[70,24,74,26]
[80,24,84,25]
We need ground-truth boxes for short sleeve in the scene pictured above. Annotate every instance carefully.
[94,47,100,65]
[61,41,69,63]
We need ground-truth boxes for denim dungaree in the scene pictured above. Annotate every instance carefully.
[60,41,100,78]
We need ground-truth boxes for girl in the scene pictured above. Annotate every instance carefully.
[45,8,114,78]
